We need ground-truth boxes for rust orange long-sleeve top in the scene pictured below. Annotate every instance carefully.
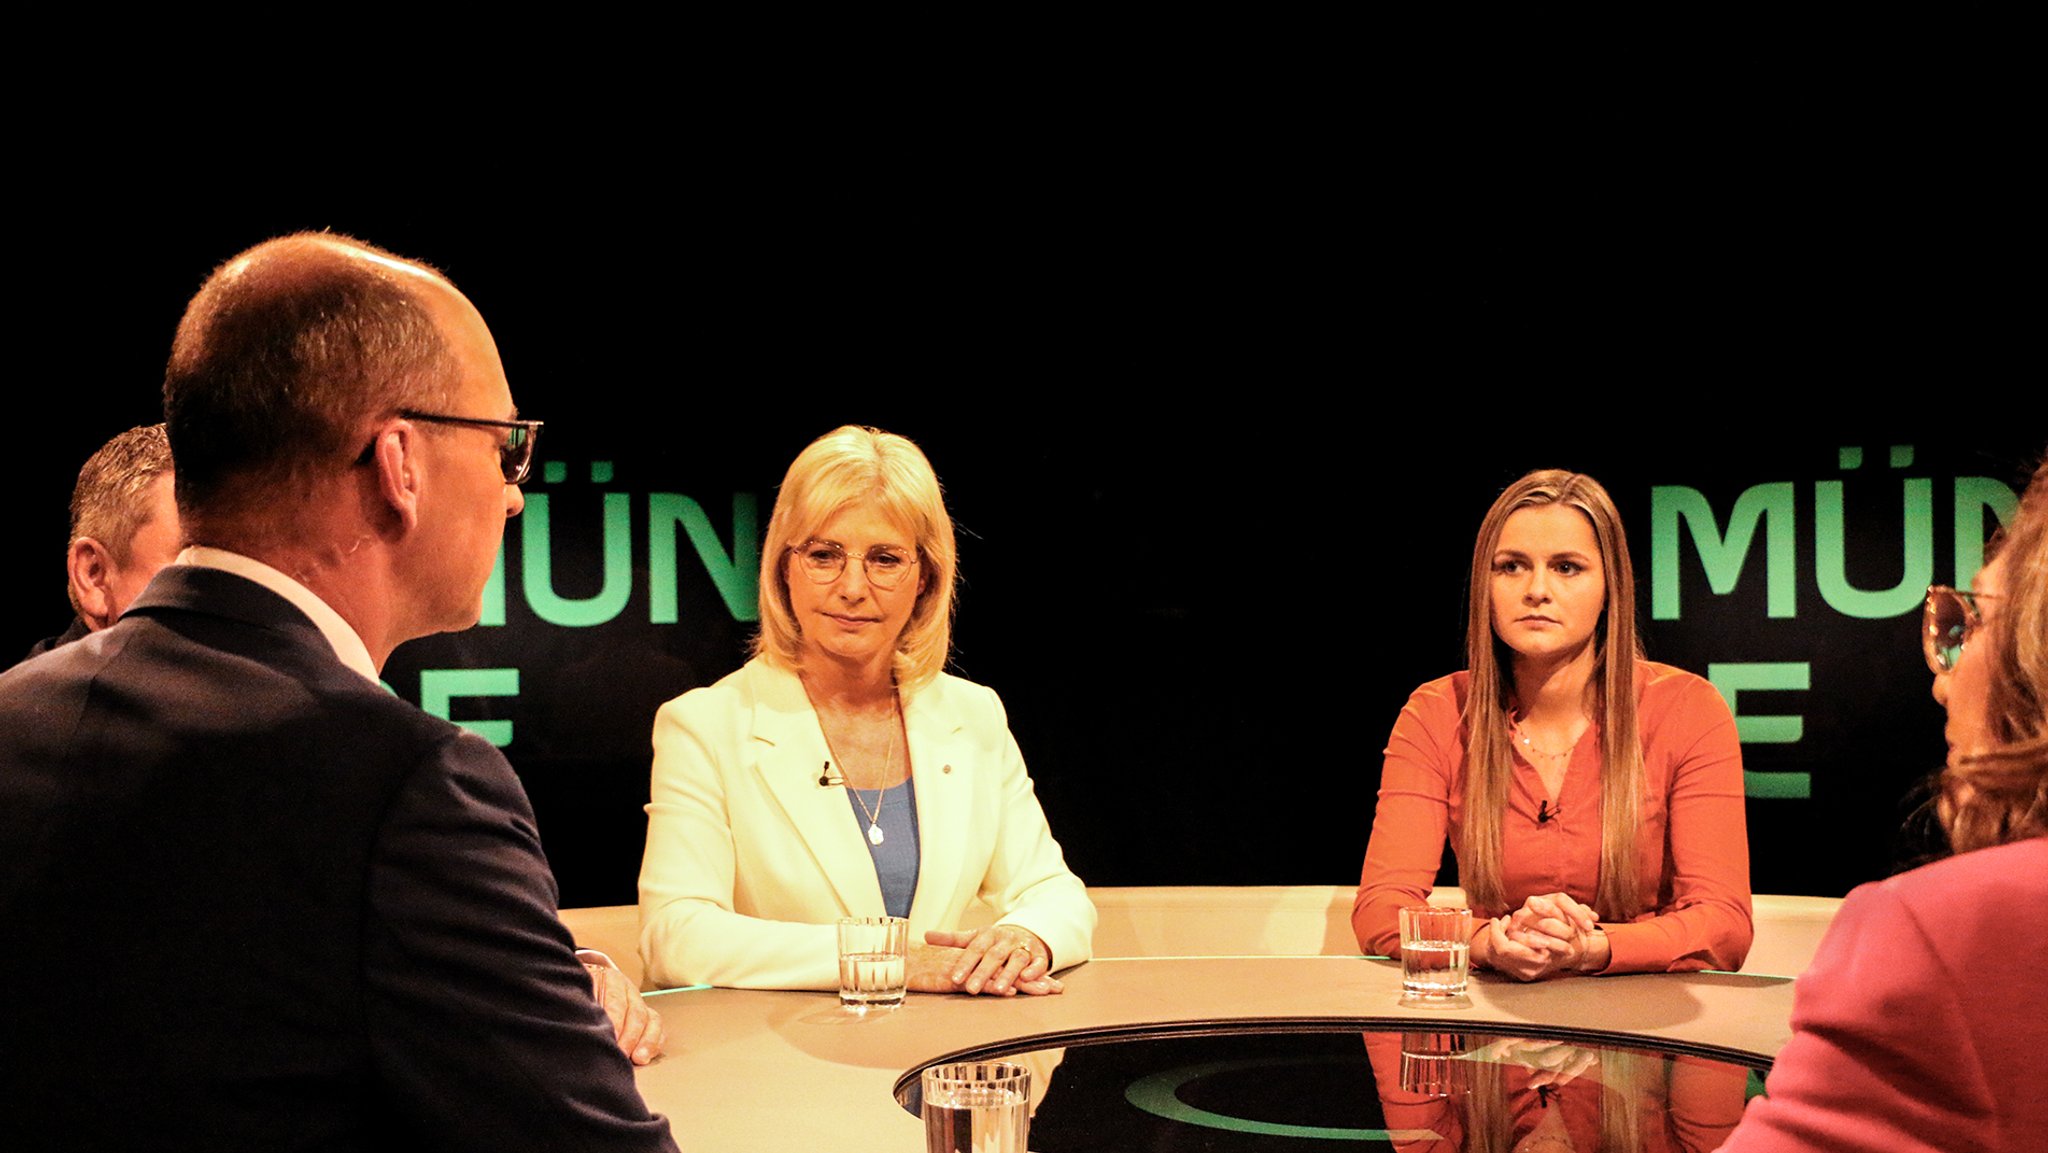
[1352,662,1752,974]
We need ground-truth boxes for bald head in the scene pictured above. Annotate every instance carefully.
[164,233,461,541]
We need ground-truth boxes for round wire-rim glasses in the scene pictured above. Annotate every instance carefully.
[1923,584,1999,675]
[788,540,920,590]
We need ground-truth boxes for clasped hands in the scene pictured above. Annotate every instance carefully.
[1470,892,1610,982]
[909,925,1061,996]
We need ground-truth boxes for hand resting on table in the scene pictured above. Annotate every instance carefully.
[909,925,1063,996]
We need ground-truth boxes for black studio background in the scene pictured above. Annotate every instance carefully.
[9,115,2034,912]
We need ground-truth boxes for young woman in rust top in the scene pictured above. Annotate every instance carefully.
[1353,470,1752,979]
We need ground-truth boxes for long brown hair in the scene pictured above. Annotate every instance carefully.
[1460,470,1646,920]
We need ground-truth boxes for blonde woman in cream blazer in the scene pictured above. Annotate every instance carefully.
[638,426,1093,993]
[639,657,1093,990]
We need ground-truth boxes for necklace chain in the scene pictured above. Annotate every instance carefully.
[807,678,902,847]
[1511,713,1585,761]
[846,732,893,845]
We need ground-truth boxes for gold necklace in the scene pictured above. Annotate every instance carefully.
[846,723,897,846]
[809,682,903,846]
[1511,714,1584,762]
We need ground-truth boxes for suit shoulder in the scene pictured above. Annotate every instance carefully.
[293,651,473,740]
[295,669,513,811]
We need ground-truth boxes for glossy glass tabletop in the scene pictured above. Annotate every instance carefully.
[897,1023,1765,1151]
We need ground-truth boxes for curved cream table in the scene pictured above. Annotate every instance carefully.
[633,956,1794,1151]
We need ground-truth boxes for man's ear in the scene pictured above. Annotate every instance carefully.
[67,538,116,630]
[369,420,424,534]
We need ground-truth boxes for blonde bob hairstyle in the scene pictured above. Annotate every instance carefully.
[1941,457,2048,853]
[1460,469,1647,921]
[752,426,958,695]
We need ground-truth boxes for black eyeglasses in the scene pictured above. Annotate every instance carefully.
[788,540,920,590]
[1923,585,1999,675]
[397,409,544,484]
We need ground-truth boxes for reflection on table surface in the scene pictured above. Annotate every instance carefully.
[636,956,1793,1152]
[896,1026,1759,1152]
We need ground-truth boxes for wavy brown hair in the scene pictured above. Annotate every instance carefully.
[1941,458,2048,853]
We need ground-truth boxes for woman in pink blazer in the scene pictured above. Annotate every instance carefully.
[1719,457,2048,1153]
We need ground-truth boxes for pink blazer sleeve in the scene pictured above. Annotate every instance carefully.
[1715,883,1989,1153]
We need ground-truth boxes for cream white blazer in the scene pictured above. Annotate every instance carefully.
[638,658,1095,990]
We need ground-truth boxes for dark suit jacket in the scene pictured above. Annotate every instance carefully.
[0,566,676,1152]
[19,613,89,663]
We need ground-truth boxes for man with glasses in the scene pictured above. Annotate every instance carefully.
[0,234,677,1151]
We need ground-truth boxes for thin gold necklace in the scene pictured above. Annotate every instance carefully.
[846,723,898,846]
[809,680,903,846]
[1511,713,1585,762]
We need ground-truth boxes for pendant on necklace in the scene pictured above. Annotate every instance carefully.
[869,824,885,846]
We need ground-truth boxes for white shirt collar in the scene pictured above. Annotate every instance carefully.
[176,546,380,683]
